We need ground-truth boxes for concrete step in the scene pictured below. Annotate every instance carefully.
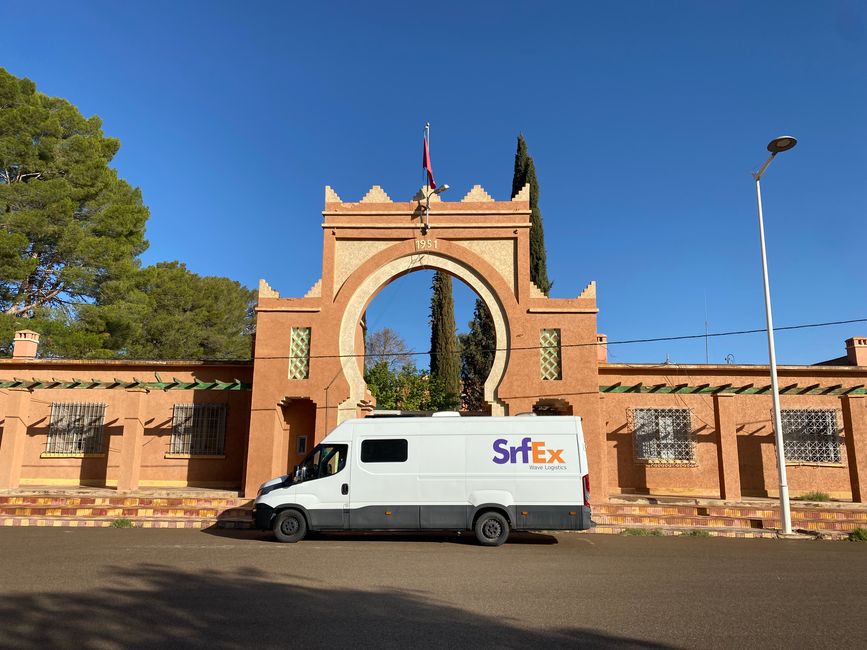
[595,504,867,522]
[2,492,864,537]
[0,515,253,529]
[586,523,781,539]
[0,495,248,508]
[595,513,765,528]
[0,504,253,519]
[585,523,850,540]
[595,512,865,532]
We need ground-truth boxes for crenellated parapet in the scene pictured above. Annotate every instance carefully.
[324,183,529,207]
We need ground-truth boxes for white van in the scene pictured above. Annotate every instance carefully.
[253,414,592,546]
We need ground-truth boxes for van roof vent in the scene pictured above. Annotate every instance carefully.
[431,411,462,417]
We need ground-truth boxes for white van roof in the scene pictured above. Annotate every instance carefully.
[338,415,582,436]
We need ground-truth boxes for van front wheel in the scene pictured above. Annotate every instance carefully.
[474,511,509,546]
[273,510,307,543]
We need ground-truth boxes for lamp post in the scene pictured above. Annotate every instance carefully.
[421,184,449,235]
[752,135,797,535]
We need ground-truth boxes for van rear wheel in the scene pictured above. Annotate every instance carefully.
[474,511,509,546]
[273,509,307,543]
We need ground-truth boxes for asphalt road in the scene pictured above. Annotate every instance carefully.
[0,528,865,649]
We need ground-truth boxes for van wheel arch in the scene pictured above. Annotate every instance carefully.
[471,505,512,528]
[273,504,311,522]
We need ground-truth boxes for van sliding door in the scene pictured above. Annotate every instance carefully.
[349,436,419,529]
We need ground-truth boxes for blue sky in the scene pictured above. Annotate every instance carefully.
[3,1,865,366]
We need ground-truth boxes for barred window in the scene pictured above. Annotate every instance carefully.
[628,408,694,463]
[170,404,227,455]
[46,403,107,455]
[781,409,841,464]
[289,327,312,379]
[540,329,562,380]
[296,435,308,455]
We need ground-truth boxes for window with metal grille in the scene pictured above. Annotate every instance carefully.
[540,329,562,380]
[781,409,841,464]
[170,404,227,455]
[628,408,694,463]
[46,403,107,455]
[289,327,311,379]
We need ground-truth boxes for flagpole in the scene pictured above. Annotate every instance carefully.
[423,123,430,233]
[424,123,430,192]
[421,122,448,234]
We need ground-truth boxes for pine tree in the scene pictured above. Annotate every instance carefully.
[429,270,461,408]
[0,68,256,359]
[109,262,256,360]
[0,68,149,318]
[512,134,552,295]
[458,298,495,411]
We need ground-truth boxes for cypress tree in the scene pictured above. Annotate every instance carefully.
[458,298,495,412]
[429,270,461,408]
[511,134,530,200]
[512,134,552,295]
[458,134,555,407]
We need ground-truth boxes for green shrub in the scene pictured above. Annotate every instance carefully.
[685,530,711,538]
[795,491,832,502]
[622,528,663,536]
[848,528,867,542]
[110,518,134,528]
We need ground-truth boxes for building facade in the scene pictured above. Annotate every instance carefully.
[0,185,865,502]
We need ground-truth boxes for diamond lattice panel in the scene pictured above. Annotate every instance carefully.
[289,327,311,380]
[540,329,562,381]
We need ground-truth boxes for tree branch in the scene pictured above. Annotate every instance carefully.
[4,286,65,316]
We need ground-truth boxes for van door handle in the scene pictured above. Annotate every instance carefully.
[341,483,349,495]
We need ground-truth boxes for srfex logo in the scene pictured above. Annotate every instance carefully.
[492,437,565,464]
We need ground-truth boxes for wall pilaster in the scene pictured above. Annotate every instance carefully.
[117,390,147,492]
[714,393,742,501]
[243,406,285,497]
[842,395,866,503]
[0,388,31,489]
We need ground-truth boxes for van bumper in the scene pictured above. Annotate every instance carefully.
[579,505,594,531]
[252,503,274,530]
[513,505,594,531]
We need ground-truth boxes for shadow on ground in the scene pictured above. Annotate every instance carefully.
[203,526,559,545]
[0,563,672,649]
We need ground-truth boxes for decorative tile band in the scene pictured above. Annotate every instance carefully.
[600,383,866,396]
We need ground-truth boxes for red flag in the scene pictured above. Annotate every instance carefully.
[423,134,437,190]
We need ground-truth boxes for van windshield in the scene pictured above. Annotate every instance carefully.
[294,444,347,483]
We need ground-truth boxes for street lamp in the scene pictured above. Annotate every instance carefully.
[421,183,449,235]
[752,135,797,535]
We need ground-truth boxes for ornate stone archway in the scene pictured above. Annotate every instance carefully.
[243,182,601,496]
[337,250,510,420]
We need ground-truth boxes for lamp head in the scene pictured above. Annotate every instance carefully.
[433,183,449,195]
[767,136,797,154]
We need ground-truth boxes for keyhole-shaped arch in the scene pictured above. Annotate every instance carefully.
[337,252,510,420]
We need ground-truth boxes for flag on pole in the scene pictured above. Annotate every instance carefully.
[423,128,437,190]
